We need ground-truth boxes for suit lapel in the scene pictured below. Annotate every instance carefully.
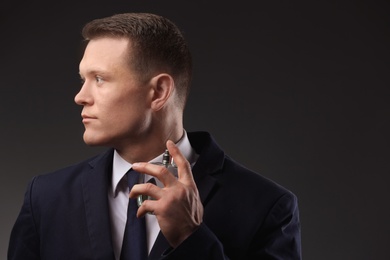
[81,149,115,259]
[189,131,224,205]
[149,132,224,258]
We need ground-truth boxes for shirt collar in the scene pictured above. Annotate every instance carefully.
[111,130,198,197]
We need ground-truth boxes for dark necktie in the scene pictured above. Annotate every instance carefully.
[120,169,148,260]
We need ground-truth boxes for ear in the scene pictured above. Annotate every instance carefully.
[149,73,175,111]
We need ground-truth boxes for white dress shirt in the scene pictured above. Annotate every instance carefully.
[108,131,198,260]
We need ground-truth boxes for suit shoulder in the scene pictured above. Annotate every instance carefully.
[221,155,296,201]
[31,150,113,192]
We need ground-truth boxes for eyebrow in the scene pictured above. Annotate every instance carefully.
[79,68,109,78]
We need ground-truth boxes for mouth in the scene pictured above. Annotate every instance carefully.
[81,114,97,123]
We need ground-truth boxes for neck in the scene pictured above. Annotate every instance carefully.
[115,116,183,164]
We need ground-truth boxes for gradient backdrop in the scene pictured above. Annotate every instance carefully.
[1,1,389,259]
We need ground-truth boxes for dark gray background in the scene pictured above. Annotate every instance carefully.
[1,1,389,259]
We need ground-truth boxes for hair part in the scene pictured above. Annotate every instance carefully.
[81,13,192,108]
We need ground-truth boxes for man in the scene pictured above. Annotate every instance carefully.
[8,13,301,259]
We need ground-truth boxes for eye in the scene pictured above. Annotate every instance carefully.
[95,76,104,83]
[80,77,85,85]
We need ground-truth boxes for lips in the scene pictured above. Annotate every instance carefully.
[81,114,97,123]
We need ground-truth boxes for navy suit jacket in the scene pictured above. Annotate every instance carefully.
[8,131,301,259]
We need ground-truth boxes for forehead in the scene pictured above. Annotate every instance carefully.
[79,37,130,72]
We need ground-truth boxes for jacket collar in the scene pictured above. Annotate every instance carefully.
[82,149,115,259]
[81,131,225,259]
[188,131,225,203]
[149,131,225,259]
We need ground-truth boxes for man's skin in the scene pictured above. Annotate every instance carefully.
[76,36,203,248]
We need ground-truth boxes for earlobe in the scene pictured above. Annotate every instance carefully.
[150,74,174,111]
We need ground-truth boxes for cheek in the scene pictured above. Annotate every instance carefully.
[107,99,151,131]
[98,85,152,128]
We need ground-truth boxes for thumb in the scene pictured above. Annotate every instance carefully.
[166,140,194,183]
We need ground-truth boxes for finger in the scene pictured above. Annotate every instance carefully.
[136,199,159,217]
[166,140,193,182]
[129,182,163,200]
[132,162,177,187]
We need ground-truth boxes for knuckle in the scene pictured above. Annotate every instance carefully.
[140,199,149,208]
[157,166,168,175]
[184,161,191,171]
[145,182,156,192]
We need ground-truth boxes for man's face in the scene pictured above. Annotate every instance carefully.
[75,37,153,148]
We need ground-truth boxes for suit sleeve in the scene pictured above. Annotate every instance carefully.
[8,177,41,260]
[159,223,229,260]
[253,192,302,259]
[160,192,301,260]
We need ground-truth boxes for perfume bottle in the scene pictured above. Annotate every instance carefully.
[137,149,177,207]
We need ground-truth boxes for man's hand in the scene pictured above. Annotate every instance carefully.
[130,140,204,248]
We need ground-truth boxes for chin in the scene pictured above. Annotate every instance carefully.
[82,133,109,147]
[83,139,102,147]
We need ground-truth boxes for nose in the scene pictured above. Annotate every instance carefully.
[74,82,92,106]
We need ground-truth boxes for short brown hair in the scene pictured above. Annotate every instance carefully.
[82,13,192,108]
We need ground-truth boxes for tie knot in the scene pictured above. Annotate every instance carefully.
[127,169,140,189]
